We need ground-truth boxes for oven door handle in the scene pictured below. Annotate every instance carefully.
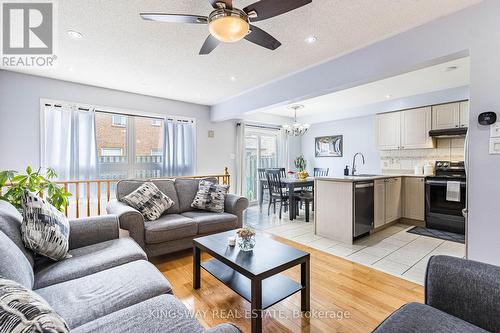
[426,180,466,186]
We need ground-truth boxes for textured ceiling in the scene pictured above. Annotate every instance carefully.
[1,0,481,106]
[263,57,470,118]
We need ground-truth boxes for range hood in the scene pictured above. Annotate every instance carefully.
[429,127,468,138]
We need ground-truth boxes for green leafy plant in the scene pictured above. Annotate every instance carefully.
[294,155,307,172]
[0,166,71,212]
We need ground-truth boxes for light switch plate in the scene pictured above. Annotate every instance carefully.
[208,130,215,138]
[489,138,500,154]
[490,122,500,138]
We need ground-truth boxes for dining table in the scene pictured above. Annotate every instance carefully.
[260,177,315,220]
[281,177,315,220]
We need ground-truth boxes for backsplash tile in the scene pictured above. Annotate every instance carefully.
[380,138,465,173]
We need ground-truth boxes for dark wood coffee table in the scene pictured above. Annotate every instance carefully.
[193,230,310,333]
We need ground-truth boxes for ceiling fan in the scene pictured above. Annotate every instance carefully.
[140,0,312,55]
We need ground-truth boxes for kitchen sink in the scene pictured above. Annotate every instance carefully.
[351,174,380,177]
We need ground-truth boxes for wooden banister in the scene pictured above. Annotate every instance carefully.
[0,168,230,218]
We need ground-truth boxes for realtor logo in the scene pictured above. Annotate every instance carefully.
[2,2,53,54]
[1,1,56,66]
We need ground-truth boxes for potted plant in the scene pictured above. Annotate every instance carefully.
[0,166,72,212]
[294,155,309,180]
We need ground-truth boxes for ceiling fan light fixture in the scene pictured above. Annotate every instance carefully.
[208,9,249,43]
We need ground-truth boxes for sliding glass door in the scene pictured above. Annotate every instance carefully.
[245,128,280,203]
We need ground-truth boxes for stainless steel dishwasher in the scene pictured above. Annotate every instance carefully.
[353,181,374,238]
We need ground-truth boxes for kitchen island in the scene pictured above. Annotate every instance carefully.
[314,175,425,244]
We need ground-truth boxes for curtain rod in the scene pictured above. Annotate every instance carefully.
[44,103,193,123]
[243,123,282,130]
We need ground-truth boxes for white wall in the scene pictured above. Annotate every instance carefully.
[0,70,236,181]
[301,115,380,176]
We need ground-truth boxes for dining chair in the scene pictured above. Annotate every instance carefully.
[257,168,269,212]
[313,167,329,177]
[265,169,298,219]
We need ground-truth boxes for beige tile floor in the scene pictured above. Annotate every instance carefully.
[243,205,465,285]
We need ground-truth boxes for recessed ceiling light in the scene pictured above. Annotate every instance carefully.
[444,66,458,72]
[305,35,318,44]
[67,30,83,39]
[230,76,237,82]
[385,94,393,99]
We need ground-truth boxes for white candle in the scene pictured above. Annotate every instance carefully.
[227,236,236,246]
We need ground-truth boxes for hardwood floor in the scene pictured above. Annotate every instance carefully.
[152,235,424,333]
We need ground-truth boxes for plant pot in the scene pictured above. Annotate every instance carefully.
[237,235,256,251]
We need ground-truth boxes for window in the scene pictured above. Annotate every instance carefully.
[151,148,162,156]
[111,115,126,127]
[151,119,162,127]
[41,102,195,182]
[101,148,123,156]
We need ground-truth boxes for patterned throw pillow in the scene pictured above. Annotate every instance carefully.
[0,278,69,333]
[121,182,175,221]
[21,191,71,261]
[191,180,229,213]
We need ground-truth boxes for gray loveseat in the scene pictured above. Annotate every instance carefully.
[106,178,249,257]
[0,200,240,333]
[373,255,500,333]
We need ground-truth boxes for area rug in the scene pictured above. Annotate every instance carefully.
[407,226,465,244]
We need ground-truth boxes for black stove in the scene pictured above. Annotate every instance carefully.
[425,161,466,234]
[427,161,466,180]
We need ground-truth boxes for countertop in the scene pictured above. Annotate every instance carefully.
[315,174,428,183]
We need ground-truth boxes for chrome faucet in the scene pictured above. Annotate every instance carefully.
[352,152,365,175]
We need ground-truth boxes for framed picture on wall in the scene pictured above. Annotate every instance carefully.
[315,135,343,157]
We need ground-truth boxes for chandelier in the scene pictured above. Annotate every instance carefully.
[283,105,310,136]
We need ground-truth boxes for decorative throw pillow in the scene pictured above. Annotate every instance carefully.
[191,180,229,213]
[121,182,175,221]
[21,191,71,261]
[0,277,69,333]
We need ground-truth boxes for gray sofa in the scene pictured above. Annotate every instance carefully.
[106,178,249,257]
[0,199,240,333]
[373,255,500,333]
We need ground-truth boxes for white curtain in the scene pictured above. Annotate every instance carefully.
[235,122,246,196]
[163,119,195,176]
[41,105,98,181]
[278,129,289,172]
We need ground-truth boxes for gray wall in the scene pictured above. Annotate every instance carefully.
[0,70,236,180]
[302,115,380,177]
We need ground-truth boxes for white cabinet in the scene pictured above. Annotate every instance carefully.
[403,177,425,221]
[401,107,434,149]
[384,177,402,224]
[376,107,434,150]
[376,112,401,150]
[432,102,460,129]
[374,179,386,228]
[432,101,469,129]
[459,101,469,128]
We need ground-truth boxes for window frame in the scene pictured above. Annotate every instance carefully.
[40,98,198,178]
[111,115,126,127]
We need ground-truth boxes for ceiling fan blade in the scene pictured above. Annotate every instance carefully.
[199,35,220,55]
[245,25,281,50]
[208,0,233,10]
[243,0,311,22]
[140,13,208,24]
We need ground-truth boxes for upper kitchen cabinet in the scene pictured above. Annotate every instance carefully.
[459,101,469,127]
[376,107,435,150]
[401,107,434,149]
[376,112,401,150]
[432,101,469,129]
